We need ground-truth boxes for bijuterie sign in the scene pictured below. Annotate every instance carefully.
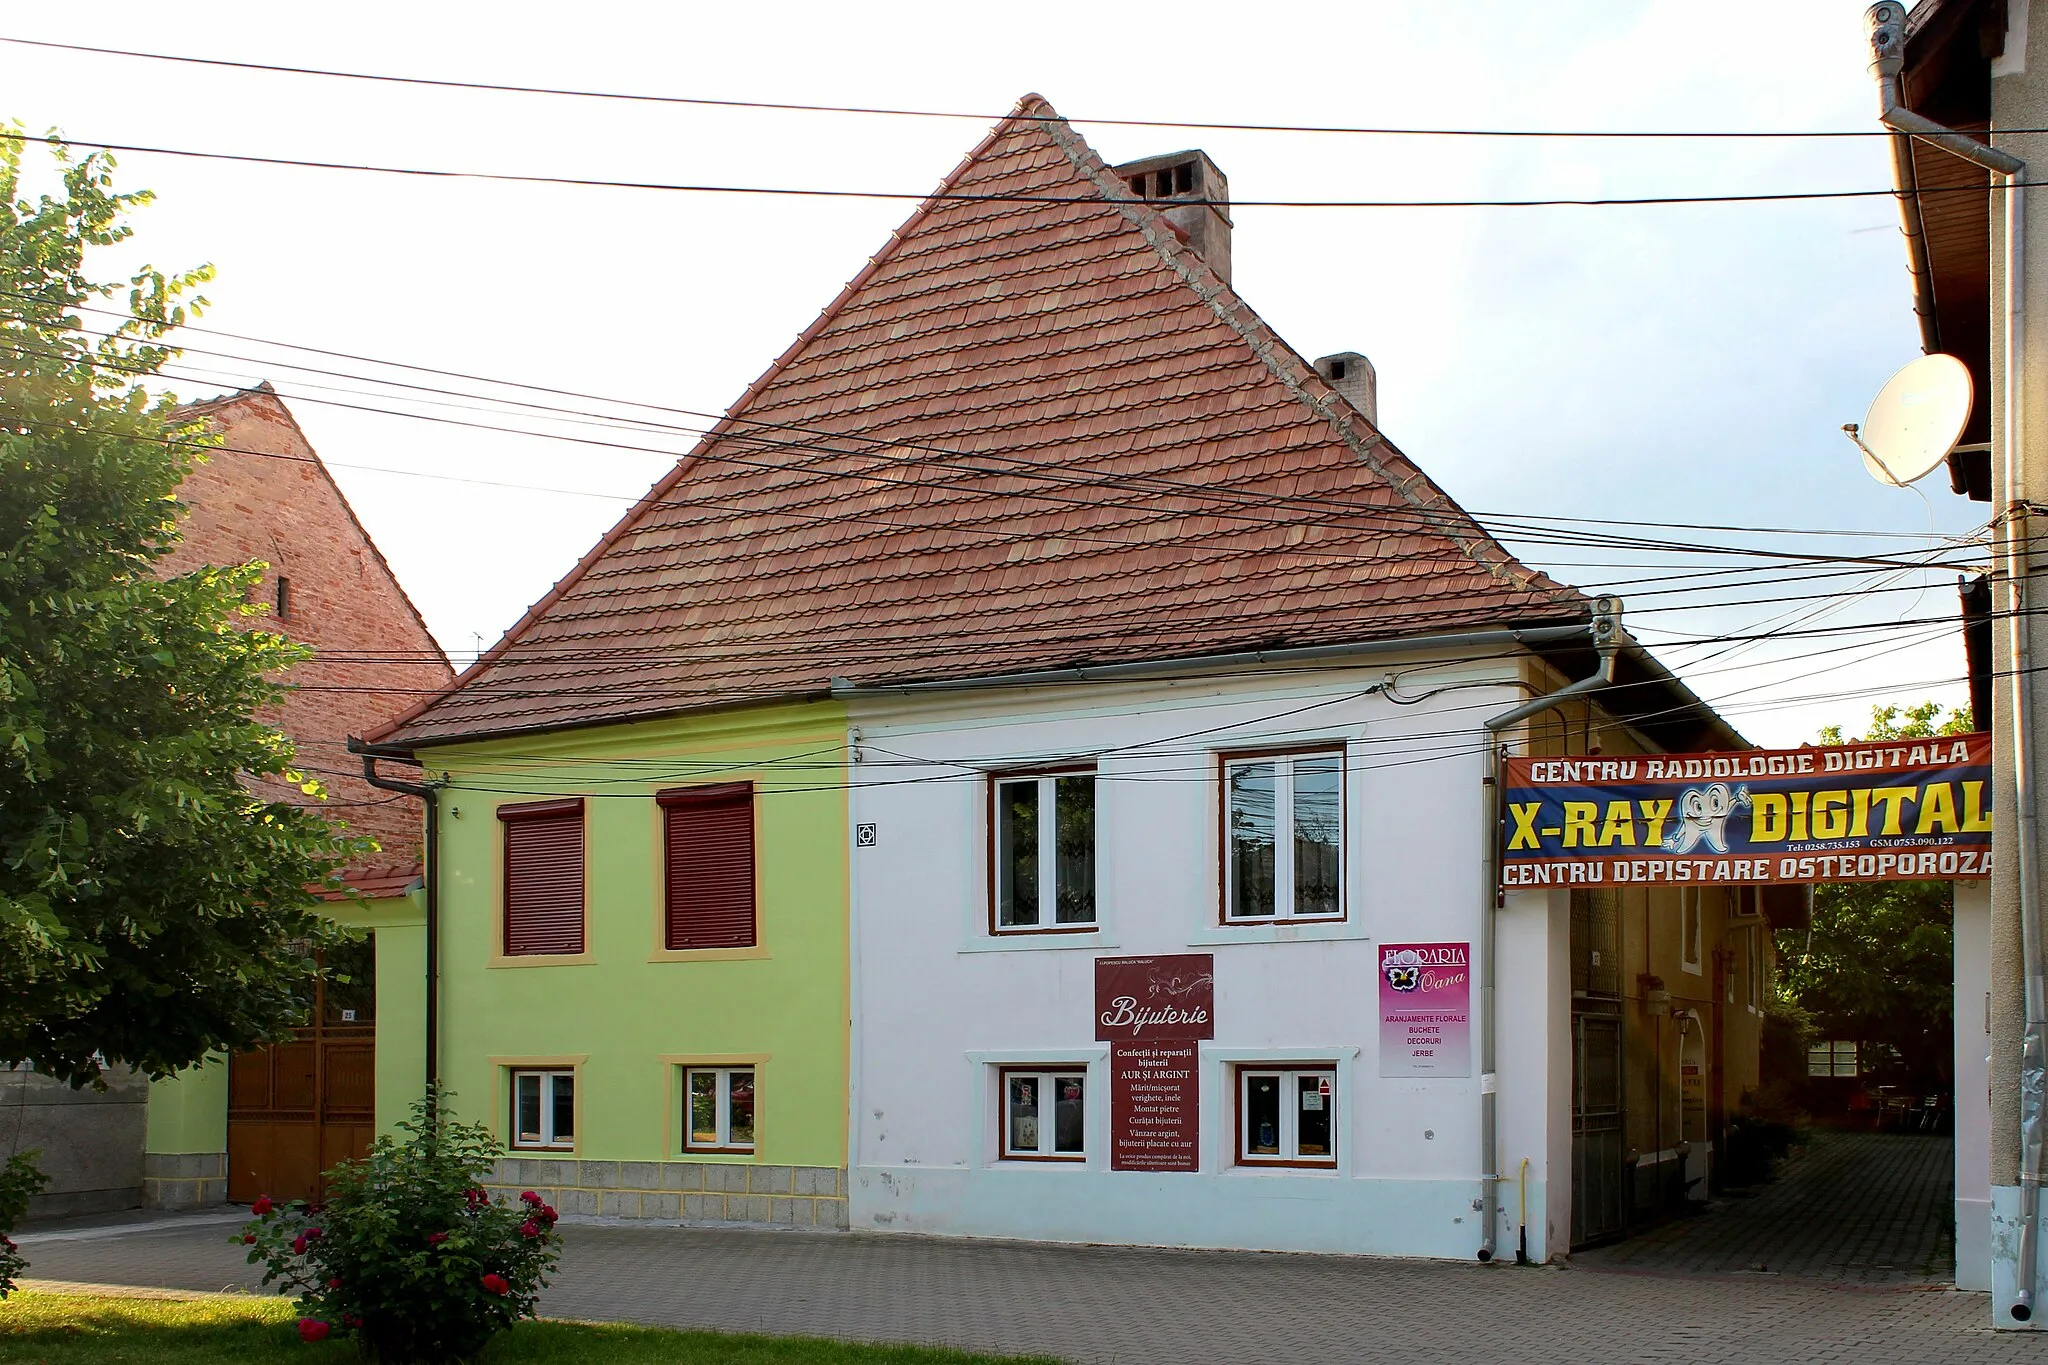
[1501,734,1993,888]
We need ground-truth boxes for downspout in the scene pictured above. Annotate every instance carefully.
[1475,594,1623,1262]
[1867,2,2044,1321]
[349,738,443,1100]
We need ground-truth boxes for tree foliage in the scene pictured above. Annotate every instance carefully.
[1776,702,1972,1090]
[0,130,365,1084]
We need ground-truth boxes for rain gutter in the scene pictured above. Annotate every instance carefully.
[1473,595,1624,1262]
[349,737,444,1100]
[1868,1,2043,1322]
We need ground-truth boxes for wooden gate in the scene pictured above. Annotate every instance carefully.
[226,942,376,1204]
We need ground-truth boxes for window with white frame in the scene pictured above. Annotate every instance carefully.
[1000,1068,1087,1160]
[1236,1066,1337,1166]
[510,1069,575,1151]
[992,770,1096,931]
[1223,751,1343,921]
[685,1066,756,1152]
[1808,1040,1859,1077]
[1680,890,1703,975]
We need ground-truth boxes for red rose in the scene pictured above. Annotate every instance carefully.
[327,1277,343,1289]
[519,1219,541,1239]
[251,1196,274,1216]
[541,1205,558,1223]
[242,1233,257,1244]
[520,1190,541,1204]
[291,1235,309,1255]
[342,1313,362,1329]
[297,1318,331,1343]
[481,1272,510,1296]
[304,1227,323,1240]
[428,1231,449,1246]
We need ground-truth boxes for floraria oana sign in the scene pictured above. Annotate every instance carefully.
[1501,734,1993,888]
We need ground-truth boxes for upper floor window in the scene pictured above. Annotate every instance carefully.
[659,783,756,950]
[274,575,292,621]
[1222,750,1343,922]
[499,799,586,956]
[991,769,1096,932]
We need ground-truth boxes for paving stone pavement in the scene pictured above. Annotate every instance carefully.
[1576,1130,1955,1283]
[13,1196,2041,1363]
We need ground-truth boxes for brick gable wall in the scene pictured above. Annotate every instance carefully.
[159,389,453,862]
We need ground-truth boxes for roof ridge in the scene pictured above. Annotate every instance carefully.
[370,96,1068,744]
[1034,115,1574,607]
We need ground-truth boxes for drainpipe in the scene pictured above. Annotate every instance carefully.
[1867,2,2044,1321]
[349,738,443,1099]
[1475,595,1624,1262]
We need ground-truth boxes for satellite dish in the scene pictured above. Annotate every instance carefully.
[1846,353,1973,487]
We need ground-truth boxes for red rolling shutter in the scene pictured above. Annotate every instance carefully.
[499,799,585,955]
[660,783,756,950]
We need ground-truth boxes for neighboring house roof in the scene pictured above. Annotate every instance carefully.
[376,96,1612,750]
[162,386,452,865]
[325,860,425,902]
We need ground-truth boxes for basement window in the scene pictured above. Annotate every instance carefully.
[510,1069,575,1151]
[1236,1066,1337,1167]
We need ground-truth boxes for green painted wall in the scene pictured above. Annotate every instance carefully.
[144,890,428,1152]
[144,1056,229,1154]
[424,701,848,1169]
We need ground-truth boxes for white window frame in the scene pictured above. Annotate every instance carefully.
[1221,749,1346,923]
[1679,889,1703,975]
[510,1069,575,1151]
[998,1067,1089,1162]
[1808,1040,1859,1078]
[991,769,1097,933]
[684,1066,756,1153]
[1235,1065,1339,1167]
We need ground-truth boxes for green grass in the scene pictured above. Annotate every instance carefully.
[0,1292,1063,1364]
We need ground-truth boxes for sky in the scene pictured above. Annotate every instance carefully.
[0,0,1989,747]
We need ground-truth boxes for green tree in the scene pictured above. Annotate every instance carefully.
[0,130,364,1085]
[1776,702,1972,1090]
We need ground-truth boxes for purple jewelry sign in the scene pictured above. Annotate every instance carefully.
[1378,942,1471,1078]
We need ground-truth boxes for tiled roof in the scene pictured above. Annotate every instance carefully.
[378,96,1586,748]
[323,860,425,902]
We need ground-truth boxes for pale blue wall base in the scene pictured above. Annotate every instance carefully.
[852,1165,1516,1261]
[1990,1185,2047,1328]
[1959,1196,1991,1292]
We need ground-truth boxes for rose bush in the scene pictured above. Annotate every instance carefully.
[239,1089,559,1362]
[0,1150,50,1299]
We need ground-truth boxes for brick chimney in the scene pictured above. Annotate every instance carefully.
[1113,150,1231,285]
[1314,352,1377,428]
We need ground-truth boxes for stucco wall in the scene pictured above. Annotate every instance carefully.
[4,1065,147,1218]
[846,658,1564,1259]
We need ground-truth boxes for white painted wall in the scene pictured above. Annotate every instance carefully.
[1956,879,1992,1292]
[846,657,1568,1260]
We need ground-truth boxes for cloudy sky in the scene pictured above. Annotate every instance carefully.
[0,0,1985,746]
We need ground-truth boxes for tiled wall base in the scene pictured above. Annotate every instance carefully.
[142,1152,227,1210]
[487,1159,848,1229]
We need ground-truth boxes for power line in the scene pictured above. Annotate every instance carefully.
[0,35,1986,142]
[24,293,1964,545]
[0,129,2024,211]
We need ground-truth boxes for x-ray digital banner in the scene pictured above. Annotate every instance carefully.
[1500,733,1993,888]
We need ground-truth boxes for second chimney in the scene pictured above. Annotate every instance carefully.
[1315,352,1378,429]
[1112,149,1232,285]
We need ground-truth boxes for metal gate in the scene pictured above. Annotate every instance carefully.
[226,942,376,1204]
[1573,1011,1626,1247]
